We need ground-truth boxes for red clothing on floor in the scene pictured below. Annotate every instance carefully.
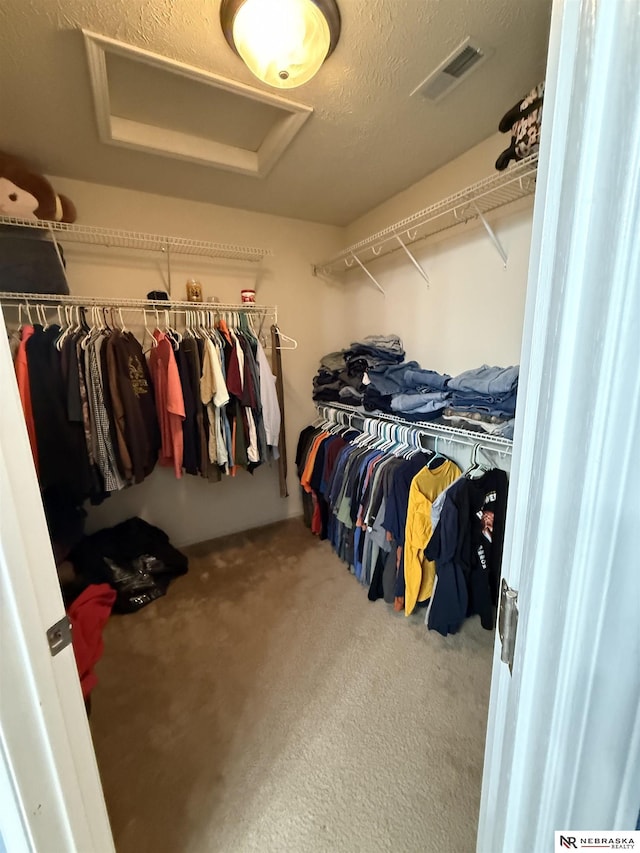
[67,584,116,699]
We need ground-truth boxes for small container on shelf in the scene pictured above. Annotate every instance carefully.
[241,288,256,304]
[186,279,203,302]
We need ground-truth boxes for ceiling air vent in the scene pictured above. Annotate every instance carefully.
[411,38,491,103]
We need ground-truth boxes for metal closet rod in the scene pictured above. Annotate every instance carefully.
[0,292,277,318]
[315,401,513,454]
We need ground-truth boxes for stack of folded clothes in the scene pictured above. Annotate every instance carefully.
[363,362,453,421]
[312,335,405,404]
[312,338,518,437]
[441,365,518,438]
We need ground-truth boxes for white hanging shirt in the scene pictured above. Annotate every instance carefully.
[256,339,281,457]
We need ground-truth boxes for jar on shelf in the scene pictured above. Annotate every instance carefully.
[186,279,203,302]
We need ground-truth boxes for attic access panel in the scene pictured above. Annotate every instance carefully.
[82,30,313,178]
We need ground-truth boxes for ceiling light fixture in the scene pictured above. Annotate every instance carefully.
[220,0,341,89]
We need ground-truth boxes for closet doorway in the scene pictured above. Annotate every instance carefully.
[0,4,640,853]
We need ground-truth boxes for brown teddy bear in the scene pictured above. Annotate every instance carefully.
[0,150,77,223]
[0,151,77,294]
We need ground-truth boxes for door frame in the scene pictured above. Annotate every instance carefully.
[0,311,114,852]
[478,0,640,849]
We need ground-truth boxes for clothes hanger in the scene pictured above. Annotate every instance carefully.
[312,405,325,428]
[8,304,25,347]
[101,306,113,334]
[163,309,182,349]
[428,435,448,468]
[55,305,73,351]
[182,310,192,339]
[142,310,158,350]
[254,309,268,347]
[276,332,298,351]
[274,324,298,350]
[36,304,50,330]
[78,306,91,335]
[464,444,490,479]
[401,425,418,458]
[80,306,99,350]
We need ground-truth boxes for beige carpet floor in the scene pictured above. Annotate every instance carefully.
[90,518,494,853]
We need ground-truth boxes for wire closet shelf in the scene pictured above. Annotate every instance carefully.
[316,401,513,454]
[0,216,272,263]
[0,292,276,314]
[312,154,538,277]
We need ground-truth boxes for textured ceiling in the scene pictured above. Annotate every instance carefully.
[0,0,551,226]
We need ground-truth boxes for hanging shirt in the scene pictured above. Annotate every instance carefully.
[255,339,281,457]
[14,324,39,472]
[211,335,231,469]
[107,331,160,483]
[85,337,125,493]
[404,458,461,615]
[104,334,128,480]
[27,325,91,501]
[270,325,288,497]
[148,330,185,478]
[181,337,206,477]
[426,469,508,633]
[200,338,229,467]
[175,346,197,476]
[229,328,259,464]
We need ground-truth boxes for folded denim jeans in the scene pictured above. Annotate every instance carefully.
[390,391,450,414]
[366,361,421,394]
[449,387,517,418]
[402,367,451,391]
[448,364,519,395]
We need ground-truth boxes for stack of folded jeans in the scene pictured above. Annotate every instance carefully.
[313,343,518,437]
[447,365,518,416]
[363,363,452,420]
[443,364,518,437]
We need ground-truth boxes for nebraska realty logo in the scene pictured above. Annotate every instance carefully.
[555,831,639,850]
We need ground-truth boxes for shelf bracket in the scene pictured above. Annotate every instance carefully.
[394,233,430,287]
[473,203,508,268]
[165,243,172,294]
[46,224,71,293]
[350,252,385,295]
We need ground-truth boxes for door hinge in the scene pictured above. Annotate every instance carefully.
[499,579,519,674]
[46,616,72,657]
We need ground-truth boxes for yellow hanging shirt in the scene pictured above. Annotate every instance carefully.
[404,459,461,615]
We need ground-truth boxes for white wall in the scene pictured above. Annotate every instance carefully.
[45,176,345,546]
[341,132,533,375]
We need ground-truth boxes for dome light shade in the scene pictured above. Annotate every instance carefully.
[220,0,341,89]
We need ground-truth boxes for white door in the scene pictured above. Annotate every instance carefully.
[477,0,640,850]
[0,310,114,852]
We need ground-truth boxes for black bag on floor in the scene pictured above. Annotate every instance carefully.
[68,517,188,613]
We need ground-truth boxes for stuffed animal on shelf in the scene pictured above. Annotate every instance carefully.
[0,150,77,222]
[0,151,75,294]
[495,82,544,171]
